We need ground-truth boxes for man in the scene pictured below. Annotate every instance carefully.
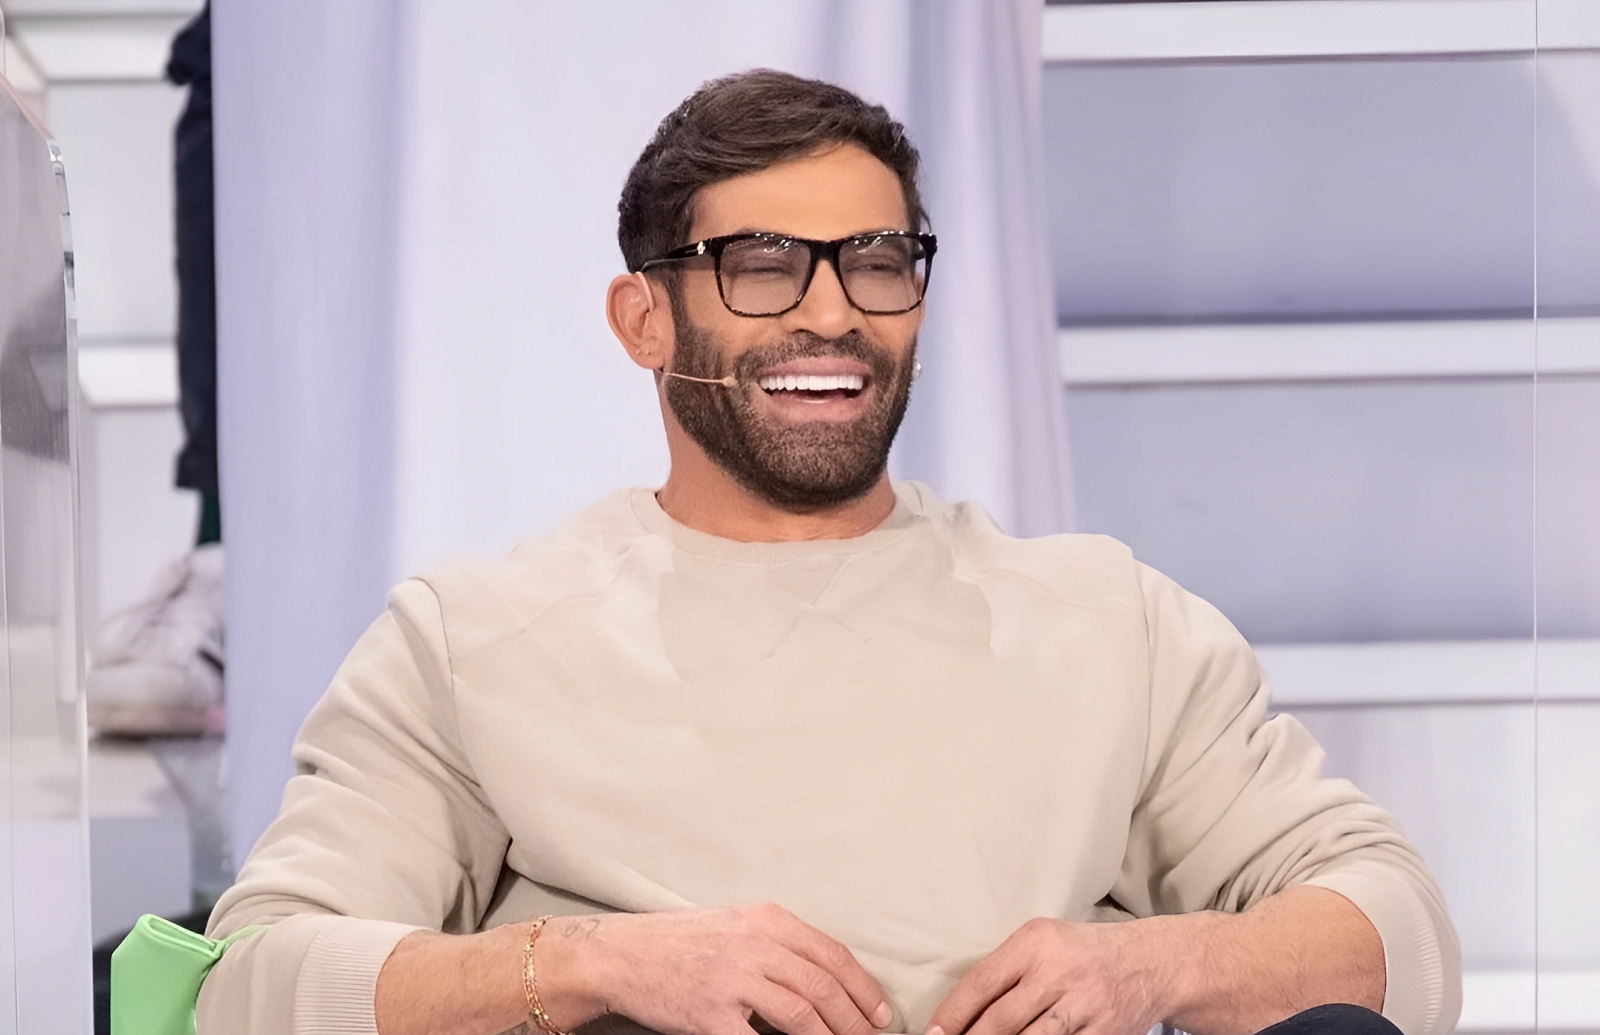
[198,71,1460,1035]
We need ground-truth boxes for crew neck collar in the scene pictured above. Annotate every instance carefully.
[629,483,923,563]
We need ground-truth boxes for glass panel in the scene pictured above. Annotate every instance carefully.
[1040,5,1539,1031]
[1290,705,1537,972]
[0,74,93,1033]
[1534,19,1600,1035]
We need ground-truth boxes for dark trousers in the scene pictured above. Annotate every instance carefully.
[1253,1004,1402,1035]
[572,1004,1401,1035]
[168,3,221,544]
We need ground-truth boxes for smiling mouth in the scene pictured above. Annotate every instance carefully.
[755,373,867,402]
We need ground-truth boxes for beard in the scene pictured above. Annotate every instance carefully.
[662,313,915,510]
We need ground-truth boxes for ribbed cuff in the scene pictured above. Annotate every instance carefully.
[1305,864,1461,1035]
[292,918,421,1035]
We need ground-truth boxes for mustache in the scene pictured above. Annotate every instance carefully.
[731,331,901,382]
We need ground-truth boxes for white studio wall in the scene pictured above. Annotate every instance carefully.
[214,0,1068,864]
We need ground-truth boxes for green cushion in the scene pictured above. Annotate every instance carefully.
[111,914,262,1035]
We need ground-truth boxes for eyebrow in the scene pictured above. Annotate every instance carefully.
[716,226,912,238]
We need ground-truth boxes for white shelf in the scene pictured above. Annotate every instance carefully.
[87,739,192,943]
[2,0,201,13]
[77,339,178,408]
[1044,0,1600,64]
[1539,0,1600,49]
[1059,316,1600,386]
[1460,969,1600,1032]
[7,14,190,82]
[1258,638,1600,708]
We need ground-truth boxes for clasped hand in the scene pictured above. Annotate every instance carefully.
[924,918,1169,1035]
[589,909,1169,1035]
[581,903,894,1035]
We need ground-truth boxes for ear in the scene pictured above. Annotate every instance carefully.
[607,272,674,372]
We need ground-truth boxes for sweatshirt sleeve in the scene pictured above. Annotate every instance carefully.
[197,579,511,1035]
[1111,564,1462,1035]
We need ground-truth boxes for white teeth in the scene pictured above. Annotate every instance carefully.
[757,373,866,393]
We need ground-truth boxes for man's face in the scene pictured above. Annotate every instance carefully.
[659,144,924,510]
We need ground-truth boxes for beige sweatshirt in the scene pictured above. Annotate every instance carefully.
[198,483,1461,1035]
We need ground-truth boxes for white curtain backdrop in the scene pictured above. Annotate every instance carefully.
[215,0,1071,864]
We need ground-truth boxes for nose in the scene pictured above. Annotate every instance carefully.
[782,256,864,340]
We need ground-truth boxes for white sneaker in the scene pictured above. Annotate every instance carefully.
[87,544,225,737]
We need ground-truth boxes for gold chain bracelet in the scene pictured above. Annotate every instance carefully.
[523,915,567,1035]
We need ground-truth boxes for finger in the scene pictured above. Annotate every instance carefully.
[1016,1001,1080,1035]
[925,947,1027,1035]
[711,1019,767,1035]
[767,910,892,1028]
[765,950,881,1035]
[746,983,834,1035]
[963,984,1056,1035]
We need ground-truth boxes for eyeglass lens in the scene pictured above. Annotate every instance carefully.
[719,235,928,316]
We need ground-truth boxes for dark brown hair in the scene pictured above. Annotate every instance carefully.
[618,69,926,273]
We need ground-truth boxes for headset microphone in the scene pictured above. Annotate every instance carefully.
[662,370,739,388]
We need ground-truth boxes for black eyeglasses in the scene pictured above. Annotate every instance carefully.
[638,230,937,317]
